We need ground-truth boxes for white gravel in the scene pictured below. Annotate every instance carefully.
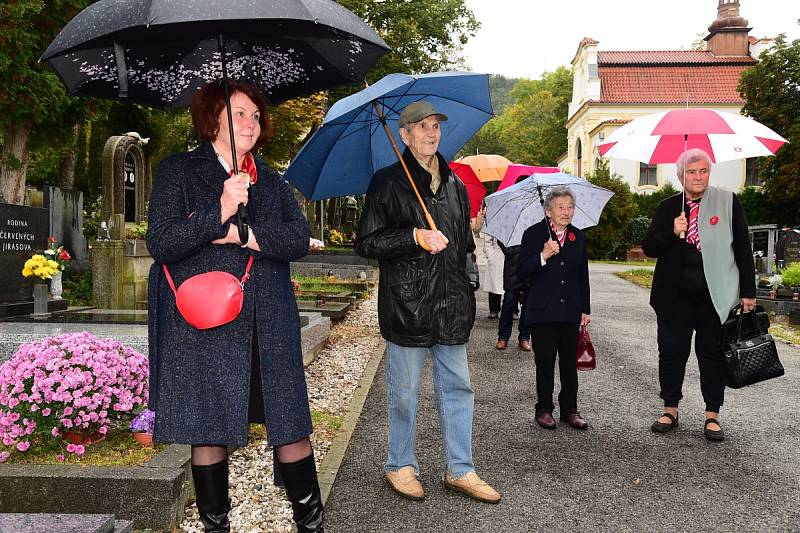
[179,295,382,533]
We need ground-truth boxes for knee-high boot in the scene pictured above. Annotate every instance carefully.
[191,458,231,533]
[277,454,325,532]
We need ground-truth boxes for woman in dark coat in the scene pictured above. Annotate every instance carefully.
[146,81,323,532]
[517,186,591,430]
[642,148,755,442]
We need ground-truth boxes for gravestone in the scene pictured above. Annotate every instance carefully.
[44,186,88,264]
[101,134,151,225]
[0,204,49,304]
[783,230,800,266]
[748,224,778,275]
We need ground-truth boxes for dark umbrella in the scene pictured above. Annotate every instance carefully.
[42,0,389,240]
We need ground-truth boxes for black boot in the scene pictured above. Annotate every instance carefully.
[277,454,325,532]
[191,458,231,533]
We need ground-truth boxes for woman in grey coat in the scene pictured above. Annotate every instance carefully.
[146,81,322,532]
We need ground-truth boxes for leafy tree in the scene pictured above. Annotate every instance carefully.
[494,68,572,166]
[337,0,479,82]
[737,186,771,226]
[739,32,800,226]
[584,159,638,260]
[487,74,520,114]
[632,182,678,219]
[458,117,507,158]
[0,0,93,204]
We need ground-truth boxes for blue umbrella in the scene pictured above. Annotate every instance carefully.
[284,71,493,210]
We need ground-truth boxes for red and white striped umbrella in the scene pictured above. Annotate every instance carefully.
[597,108,787,164]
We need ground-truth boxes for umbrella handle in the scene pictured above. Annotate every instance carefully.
[218,34,250,244]
[371,100,438,234]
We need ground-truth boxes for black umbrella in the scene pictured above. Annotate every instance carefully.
[42,0,390,241]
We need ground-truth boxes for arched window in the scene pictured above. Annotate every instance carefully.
[575,138,582,177]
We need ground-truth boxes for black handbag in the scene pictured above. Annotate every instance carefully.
[722,304,770,343]
[723,305,784,389]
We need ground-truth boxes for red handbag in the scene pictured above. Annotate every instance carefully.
[162,256,254,330]
[576,324,596,371]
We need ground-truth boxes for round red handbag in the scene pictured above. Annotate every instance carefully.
[162,257,253,330]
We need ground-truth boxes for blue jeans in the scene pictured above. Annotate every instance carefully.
[384,341,475,479]
[498,289,530,342]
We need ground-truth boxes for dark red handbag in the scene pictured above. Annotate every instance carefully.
[162,256,254,330]
[576,325,596,371]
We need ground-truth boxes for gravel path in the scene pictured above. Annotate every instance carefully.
[323,265,800,532]
[178,297,384,533]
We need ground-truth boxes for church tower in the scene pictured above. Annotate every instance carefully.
[705,0,752,56]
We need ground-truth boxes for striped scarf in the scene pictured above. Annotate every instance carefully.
[685,200,701,251]
[549,221,567,247]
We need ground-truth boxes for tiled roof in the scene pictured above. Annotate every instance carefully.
[598,65,752,104]
[589,119,631,135]
[597,50,756,65]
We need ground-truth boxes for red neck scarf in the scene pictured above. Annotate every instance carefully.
[231,152,258,185]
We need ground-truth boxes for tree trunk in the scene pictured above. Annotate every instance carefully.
[0,119,34,205]
[59,123,82,190]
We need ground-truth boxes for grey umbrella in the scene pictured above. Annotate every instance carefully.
[482,172,615,247]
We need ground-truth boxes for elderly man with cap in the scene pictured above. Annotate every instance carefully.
[356,101,501,504]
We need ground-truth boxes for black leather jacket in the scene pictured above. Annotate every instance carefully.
[356,148,477,347]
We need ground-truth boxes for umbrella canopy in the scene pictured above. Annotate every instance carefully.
[457,154,512,182]
[449,162,487,219]
[41,0,390,108]
[597,108,788,164]
[482,173,615,247]
[284,71,493,201]
[497,164,559,192]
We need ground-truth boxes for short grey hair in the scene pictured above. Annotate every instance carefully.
[544,186,575,210]
[676,148,712,177]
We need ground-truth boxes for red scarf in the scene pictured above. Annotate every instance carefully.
[229,152,258,185]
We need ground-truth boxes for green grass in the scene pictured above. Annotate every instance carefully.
[592,259,657,267]
[5,426,165,466]
[615,269,654,289]
[615,270,800,346]
[311,410,342,432]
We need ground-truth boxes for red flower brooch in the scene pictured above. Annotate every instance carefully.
[568,232,576,242]
[710,216,719,226]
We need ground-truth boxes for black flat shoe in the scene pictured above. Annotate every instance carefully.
[651,412,679,433]
[704,418,725,441]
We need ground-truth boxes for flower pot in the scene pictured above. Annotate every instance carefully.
[61,429,106,446]
[50,271,64,300]
[133,432,153,446]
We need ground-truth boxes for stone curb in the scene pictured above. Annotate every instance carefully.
[317,339,386,504]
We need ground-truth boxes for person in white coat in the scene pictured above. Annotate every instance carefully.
[476,205,504,318]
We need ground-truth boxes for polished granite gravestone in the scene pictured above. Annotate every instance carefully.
[0,445,191,531]
[0,513,132,533]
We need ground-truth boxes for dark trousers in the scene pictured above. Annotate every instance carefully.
[656,292,725,413]
[488,292,502,314]
[531,322,579,415]
[498,290,530,341]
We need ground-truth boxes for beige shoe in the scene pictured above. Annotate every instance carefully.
[443,471,501,504]
[385,466,425,500]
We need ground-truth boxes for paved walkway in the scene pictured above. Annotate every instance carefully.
[324,264,800,532]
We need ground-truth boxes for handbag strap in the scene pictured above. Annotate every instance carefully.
[735,304,764,342]
[162,255,254,296]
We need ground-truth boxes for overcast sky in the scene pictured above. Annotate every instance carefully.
[463,0,800,79]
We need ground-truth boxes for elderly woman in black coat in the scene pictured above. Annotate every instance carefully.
[146,81,323,533]
[517,186,591,431]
